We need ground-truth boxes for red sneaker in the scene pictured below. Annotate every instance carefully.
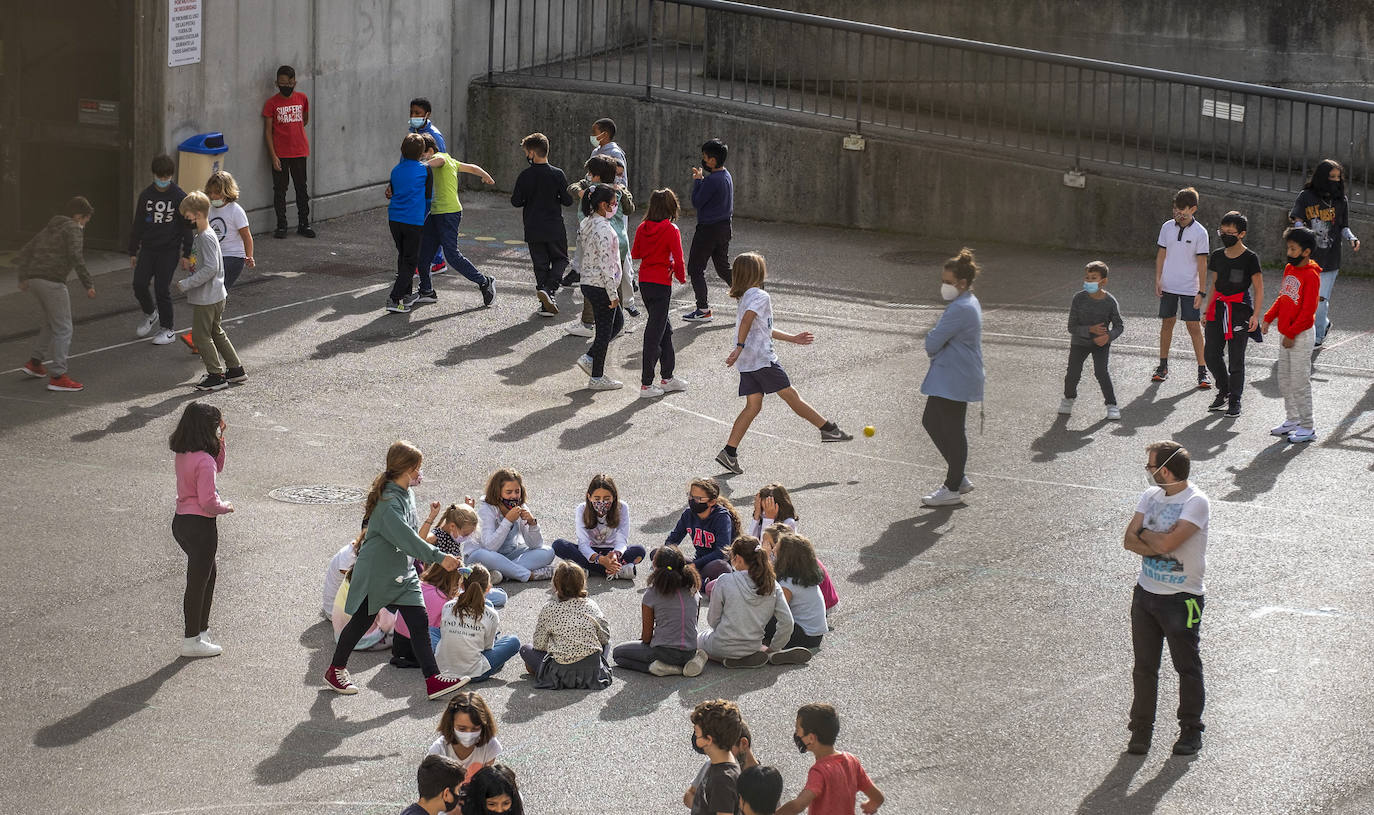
[22,359,47,378]
[323,666,359,695]
[47,375,84,392]
[425,672,470,700]
[180,332,198,354]
[430,261,448,275]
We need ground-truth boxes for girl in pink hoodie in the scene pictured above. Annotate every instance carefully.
[169,402,234,658]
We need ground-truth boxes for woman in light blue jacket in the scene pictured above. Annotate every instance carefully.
[920,248,985,507]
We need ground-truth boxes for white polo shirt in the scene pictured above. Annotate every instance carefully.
[1157,219,1210,296]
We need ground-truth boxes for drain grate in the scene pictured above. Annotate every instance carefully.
[268,485,367,505]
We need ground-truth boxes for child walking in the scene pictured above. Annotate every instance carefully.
[177,191,246,392]
[435,565,522,682]
[683,138,734,322]
[427,691,504,784]
[568,158,636,338]
[776,704,885,815]
[129,153,192,345]
[699,537,807,668]
[169,402,233,658]
[519,562,613,690]
[1203,211,1264,418]
[16,196,95,392]
[384,134,433,314]
[511,133,573,314]
[632,188,690,398]
[1263,227,1322,443]
[717,252,852,475]
[551,474,646,580]
[1059,261,1124,421]
[661,478,741,582]
[324,441,469,699]
[1153,186,1210,388]
[612,546,710,677]
[470,468,557,582]
[415,133,497,308]
[574,184,627,390]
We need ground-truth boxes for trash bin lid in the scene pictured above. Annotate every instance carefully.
[178,132,228,154]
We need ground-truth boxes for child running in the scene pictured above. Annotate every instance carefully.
[324,441,469,699]
[510,132,573,314]
[1059,261,1124,421]
[435,565,521,682]
[661,478,741,582]
[384,134,433,314]
[776,703,885,815]
[16,196,96,392]
[552,474,645,581]
[415,133,497,308]
[470,468,557,582]
[612,546,710,677]
[574,184,627,390]
[519,562,613,690]
[632,188,690,398]
[698,537,807,668]
[717,252,852,475]
[426,691,503,783]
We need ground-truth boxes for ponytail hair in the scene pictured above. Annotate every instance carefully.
[421,561,465,599]
[691,477,742,540]
[943,247,980,286]
[729,536,775,596]
[363,440,423,522]
[581,182,617,218]
[452,564,491,622]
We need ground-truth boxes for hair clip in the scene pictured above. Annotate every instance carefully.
[458,566,473,577]
[665,565,672,570]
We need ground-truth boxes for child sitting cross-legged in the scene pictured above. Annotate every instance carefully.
[612,546,710,677]
[518,562,612,689]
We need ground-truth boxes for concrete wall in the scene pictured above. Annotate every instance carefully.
[467,80,1373,273]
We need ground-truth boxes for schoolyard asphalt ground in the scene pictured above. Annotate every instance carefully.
[1,192,1371,815]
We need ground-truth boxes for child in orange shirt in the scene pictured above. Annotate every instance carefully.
[1262,226,1322,444]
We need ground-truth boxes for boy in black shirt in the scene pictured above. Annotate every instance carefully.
[129,154,193,346]
[1203,211,1264,418]
[511,132,574,316]
[685,698,743,815]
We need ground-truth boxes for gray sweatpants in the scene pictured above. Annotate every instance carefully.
[28,278,73,377]
[1277,327,1315,428]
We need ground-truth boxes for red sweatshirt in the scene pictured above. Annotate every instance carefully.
[630,218,685,286]
[1262,259,1321,339]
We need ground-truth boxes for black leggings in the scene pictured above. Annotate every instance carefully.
[922,395,969,491]
[640,281,676,386]
[1203,303,1251,399]
[583,284,625,379]
[172,514,218,639]
[332,596,438,677]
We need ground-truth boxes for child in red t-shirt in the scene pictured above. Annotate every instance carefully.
[261,64,315,239]
[777,704,884,815]
[1262,226,1322,443]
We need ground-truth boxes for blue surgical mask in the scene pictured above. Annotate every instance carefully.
[589,134,601,149]
[1083,281,1100,294]
[153,178,171,190]
[408,117,426,129]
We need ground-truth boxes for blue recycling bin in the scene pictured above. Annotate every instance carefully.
[177,132,229,192]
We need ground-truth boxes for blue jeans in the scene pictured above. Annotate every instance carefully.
[551,538,646,576]
[466,546,556,582]
[1315,269,1338,343]
[474,634,523,681]
[419,211,487,289]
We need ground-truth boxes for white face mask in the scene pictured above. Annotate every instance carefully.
[454,730,482,747]
[1145,447,1184,488]
[940,283,960,301]
[589,134,601,149]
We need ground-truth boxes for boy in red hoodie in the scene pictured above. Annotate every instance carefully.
[1262,226,1321,443]
[631,189,690,398]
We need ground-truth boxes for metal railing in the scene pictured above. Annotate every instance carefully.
[486,0,1374,208]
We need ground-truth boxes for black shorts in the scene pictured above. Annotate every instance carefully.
[1158,292,1201,321]
[739,362,791,396]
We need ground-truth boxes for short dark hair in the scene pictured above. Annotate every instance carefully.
[1146,440,1191,481]
[738,766,784,815]
[593,117,617,138]
[64,196,94,217]
[692,699,743,750]
[401,133,425,160]
[151,154,175,178]
[648,544,700,595]
[1219,210,1248,233]
[276,65,296,80]
[645,188,680,222]
[419,133,438,153]
[585,155,617,183]
[416,754,465,800]
[1285,225,1317,254]
[797,703,841,746]
[521,132,549,157]
[169,402,222,456]
[410,97,432,114]
[1173,186,1199,209]
[1084,260,1109,278]
[702,138,728,166]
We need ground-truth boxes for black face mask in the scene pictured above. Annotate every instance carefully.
[500,497,521,509]
[692,733,706,755]
[1286,253,1304,263]
[688,499,709,514]
[1219,233,1240,248]
[277,85,293,97]
[794,734,809,753]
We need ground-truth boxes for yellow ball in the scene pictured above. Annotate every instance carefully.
[863,425,875,437]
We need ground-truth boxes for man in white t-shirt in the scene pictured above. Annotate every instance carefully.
[1153,186,1211,390]
[1122,440,1209,757]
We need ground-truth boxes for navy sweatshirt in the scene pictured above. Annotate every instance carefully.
[691,167,733,225]
[665,504,736,569]
[129,183,194,256]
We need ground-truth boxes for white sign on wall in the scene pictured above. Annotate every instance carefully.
[168,0,202,67]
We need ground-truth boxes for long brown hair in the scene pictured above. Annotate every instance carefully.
[645,188,679,222]
[727,252,767,299]
[169,402,222,456]
[421,562,465,600]
[691,477,742,539]
[482,468,527,508]
[363,441,422,522]
[729,536,775,595]
[451,564,491,622]
[773,532,824,587]
[582,474,622,530]
[757,483,798,525]
[437,690,497,748]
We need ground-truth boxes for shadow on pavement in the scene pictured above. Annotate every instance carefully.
[33,660,189,748]
[1110,383,1197,438]
[252,693,408,785]
[1221,440,1309,501]
[311,309,469,361]
[1075,751,1193,814]
[1031,414,1109,463]
[490,390,596,443]
[69,391,202,443]
[559,398,658,451]
[850,508,957,585]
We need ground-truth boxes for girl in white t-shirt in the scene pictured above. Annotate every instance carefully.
[435,565,521,682]
[717,253,852,476]
[427,690,504,784]
[204,171,254,288]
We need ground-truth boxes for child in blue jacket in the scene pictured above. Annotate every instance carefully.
[657,478,741,582]
[383,134,433,313]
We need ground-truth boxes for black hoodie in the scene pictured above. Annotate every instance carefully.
[128,183,194,256]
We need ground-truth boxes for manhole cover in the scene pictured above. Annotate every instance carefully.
[268,485,367,505]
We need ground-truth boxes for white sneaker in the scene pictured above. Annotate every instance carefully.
[639,383,664,399]
[198,629,216,646]
[136,311,159,338]
[958,476,974,494]
[1106,404,1122,421]
[577,354,594,376]
[488,570,504,586]
[1058,397,1074,415]
[151,329,177,345]
[527,565,555,581]
[682,648,709,677]
[659,377,689,393]
[180,636,223,658]
[565,322,595,338]
[588,376,623,391]
[1287,426,1316,443]
[921,485,964,507]
[648,659,684,676]
[611,562,636,580]
[1270,420,1300,437]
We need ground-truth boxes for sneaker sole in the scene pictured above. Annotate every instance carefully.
[682,649,709,677]
[648,662,683,677]
[768,647,813,665]
[1287,434,1316,444]
[151,337,176,345]
[537,290,557,312]
[325,682,359,695]
[46,383,84,392]
[639,389,664,399]
[385,307,409,313]
[660,384,687,393]
[577,359,594,376]
[715,453,743,475]
[1197,382,1212,390]
[683,316,713,323]
[195,382,229,392]
[427,677,472,699]
[921,495,964,507]
[820,434,853,443]
[722,652,769,669]
[1270,426,1298,437]
[21,367,46,378]
[227,375,248,384]
[588,382,624,391]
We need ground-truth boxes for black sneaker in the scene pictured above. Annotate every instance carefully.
[537,289,559,315]
[479,278,496,307]
[722,651,769,669]
[1126,732,1152,755]
[297,225,317,238]
[1196,367,1212,390]
[561,270,581,286]
[1172,728,1203,755]
[225,366,248,384]
[626,304,641,317]
[1151,364,1168,382]
[1225,398,1241,418]
[715,448,743,475]
[1207,392,1228,412]
[411,290,438,305]
[195,374,229,392]
[820,425,854,442]
[273,227,288,239]
[1315,321,1330,347]
[683,308,713,323]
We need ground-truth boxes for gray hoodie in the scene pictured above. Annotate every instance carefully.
[704,570,794,658]
[178,228,226,306]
